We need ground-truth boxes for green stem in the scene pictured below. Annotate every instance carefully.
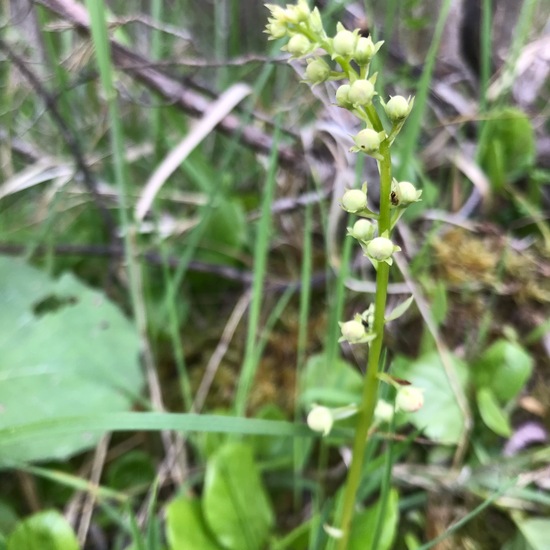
[336,139,392,549]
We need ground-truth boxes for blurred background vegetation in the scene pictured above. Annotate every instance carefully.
[1,0,550,548]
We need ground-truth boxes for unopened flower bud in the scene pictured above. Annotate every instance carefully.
[333,29,357,57]
[350,219,375,241]
[265,20,287,39]
[339,319,366,343]
[391,180,422,207]
[305,58,331,85]
[366,236,399,263]
[353,129,381,154]
[335,84,351,108]
[348,79,375,106]
[396,386,424,412]
[374,400,394,423]
[286,34,312,57]
[307,406,333,436]
[385,95,412,122]
[354,36,378,64]
[341,188,367,213]
[293,0,311,22]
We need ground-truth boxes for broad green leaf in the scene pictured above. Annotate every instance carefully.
[0,256,143,463]
[385,295,414,323]
[476,387,512,437]
[300,353,363,409]
[203,443,274,550]
[479,107,535,190]
[392,352,468,444]
[473,339,533,403]
[515,517,550,550]
[6,510,78,550]
[166,497,222,550]
[349,488,399,550]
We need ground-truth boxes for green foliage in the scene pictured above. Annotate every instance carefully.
[166,443,274,550]
[166,497,222,550]
[349,488,399,550]
[479,107,536,191]
[105,451,157,492]
[6,510,79,550]
[300,353,363,408]
[476,387,512,437]
[392,352,469,444]
[0,256,143,465]
[472,339,533,403]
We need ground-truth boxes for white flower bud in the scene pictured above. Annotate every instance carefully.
[374,400,394,423]
[366,236,395,262]
[339,319,366,343]
[293,0,311,22]
[333,29,357,57]
[286,34,311,57]
[353,129,381,154]
[348,79,375,106]
[396,386,424,412]
[341,188,367,213]
[305,58,331,85]
[350,219,375,241]
[307,406,333,436]
[391,180,422,207]
[385,95,412,122]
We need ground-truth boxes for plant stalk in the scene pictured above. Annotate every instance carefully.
[337,139,393,549]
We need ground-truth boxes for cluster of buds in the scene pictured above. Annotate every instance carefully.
[338,305,376,345]
[265,2,426,433]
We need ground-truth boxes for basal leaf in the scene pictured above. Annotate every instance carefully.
[203,443,274,550]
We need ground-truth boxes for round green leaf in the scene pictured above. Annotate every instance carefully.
[392,352,469,444]
[7,510,78,550]
[0,257,143,464]
[203,443,274,550]
[473,339,533,403]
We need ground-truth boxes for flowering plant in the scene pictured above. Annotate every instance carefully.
[266,2,422,546]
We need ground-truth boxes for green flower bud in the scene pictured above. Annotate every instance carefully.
[333,29,357,57]
[307,405,334,436]
[385,95,412,122]
[350,219,375,241]
[293,0,311,22]
[286,34,312,57]
[353,128,381,154]
[354,36,377,64]
[339,319,366,343]
[308,7,324,34]
[305,58,331,85]
[265,20,287,39]
[366,236,396,262]
[396,386,424,412]
[348,79,375,106]
[341,188,367,213]
[335,84,351,108]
